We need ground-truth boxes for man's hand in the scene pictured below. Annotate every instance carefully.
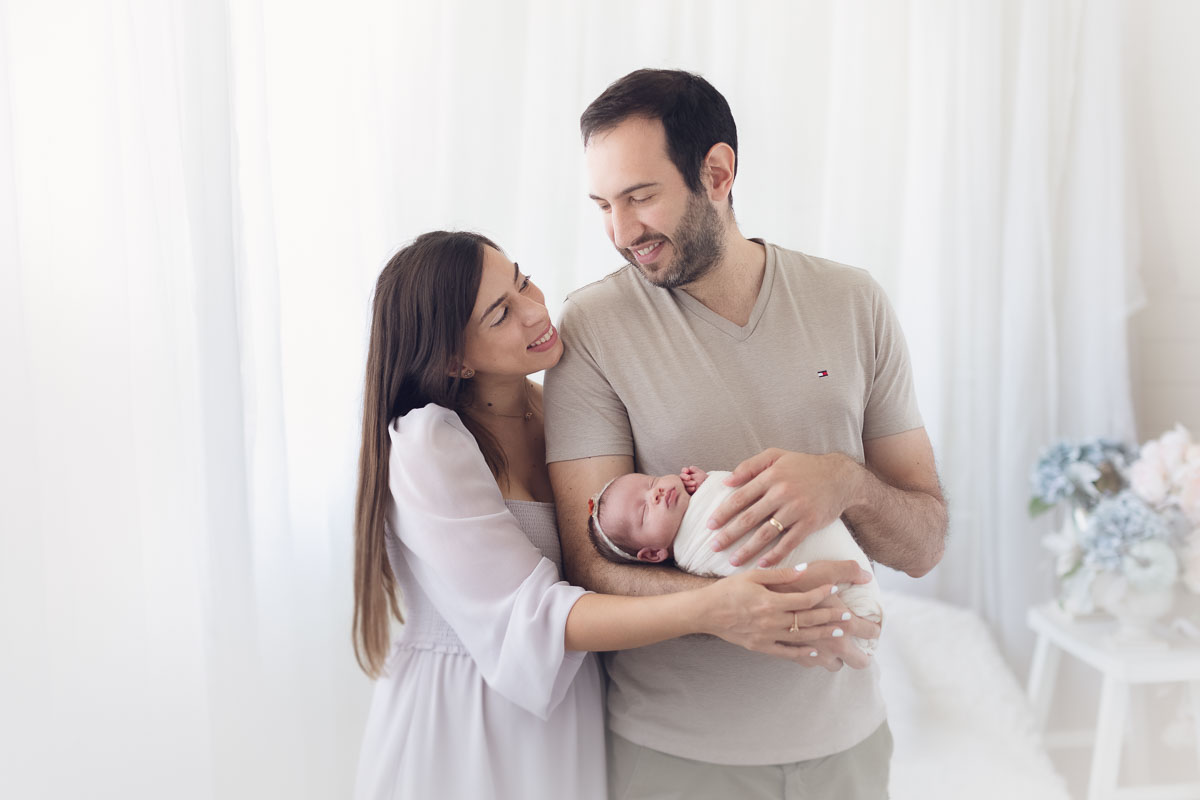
[707,448,857,567]
[707,429,948,576]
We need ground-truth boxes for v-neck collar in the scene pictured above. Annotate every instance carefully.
[668,239,775,342]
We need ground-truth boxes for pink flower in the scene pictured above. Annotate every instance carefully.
[1159,424,1194,475]
[1180,466,1200,525]
[1129,441,1169,506]
[1183,443,1200,487]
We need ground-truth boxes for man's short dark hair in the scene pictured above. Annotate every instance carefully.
[580,69,738,202]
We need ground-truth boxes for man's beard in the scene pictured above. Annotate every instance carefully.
[621,191,724,289]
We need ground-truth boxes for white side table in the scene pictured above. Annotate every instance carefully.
[1026,603,1200,800]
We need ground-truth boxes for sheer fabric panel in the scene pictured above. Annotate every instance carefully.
[0,1,1138,796]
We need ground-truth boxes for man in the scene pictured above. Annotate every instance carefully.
[545,69,947,799]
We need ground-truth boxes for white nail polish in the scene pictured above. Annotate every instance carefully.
[841,612,852,621]
[832,628,844,638]
[830,584,839,594]
[794,562,808,572]
[809,650,819,657]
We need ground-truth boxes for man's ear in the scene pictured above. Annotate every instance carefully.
[702,142,736,203]
[637,547,670,564]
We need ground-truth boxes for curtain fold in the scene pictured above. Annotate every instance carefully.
[0,1,1141,796]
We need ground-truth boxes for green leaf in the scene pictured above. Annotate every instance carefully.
[1028,497,1055,518]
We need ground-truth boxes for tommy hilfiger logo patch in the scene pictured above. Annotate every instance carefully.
[817,370,829,378]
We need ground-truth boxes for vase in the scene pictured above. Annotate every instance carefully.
[1092,572,1176,648]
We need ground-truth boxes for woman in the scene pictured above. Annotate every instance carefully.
[352,231,862,799]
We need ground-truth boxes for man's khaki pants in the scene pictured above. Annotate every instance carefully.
[607,720,892,800]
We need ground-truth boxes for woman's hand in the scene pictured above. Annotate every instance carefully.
[696,560,876,668]
[803,594,879,671]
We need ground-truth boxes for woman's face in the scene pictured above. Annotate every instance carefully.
[461,246,562,379]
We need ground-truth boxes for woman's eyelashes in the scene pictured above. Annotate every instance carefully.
[489,274,532,327]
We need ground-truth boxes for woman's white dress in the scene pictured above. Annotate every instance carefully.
[354,404,606,800]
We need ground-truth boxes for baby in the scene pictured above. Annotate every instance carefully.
[587,467,882,652]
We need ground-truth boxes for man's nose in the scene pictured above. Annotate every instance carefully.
[610,205,641,249]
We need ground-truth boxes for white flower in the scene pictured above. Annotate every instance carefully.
[1066,461,1103,498]
[1122,539,1179,592]
[1129,442,1169,506]
[1041,520,1084,577]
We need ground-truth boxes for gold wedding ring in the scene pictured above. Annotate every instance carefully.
[768,516,785,534]
[789,612,800,632]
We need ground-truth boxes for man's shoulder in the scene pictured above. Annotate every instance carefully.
[766,242,886,310]
[558,263,665,340]
[769,242,878,290]
[563,263,645,308]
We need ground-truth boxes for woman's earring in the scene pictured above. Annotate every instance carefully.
[461,368,475,379]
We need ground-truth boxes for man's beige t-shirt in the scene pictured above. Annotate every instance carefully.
[544,241,923,765]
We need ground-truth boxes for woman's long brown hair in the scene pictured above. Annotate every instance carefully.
[353,231,504,677]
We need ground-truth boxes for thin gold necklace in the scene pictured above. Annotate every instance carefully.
[473,382,534,421]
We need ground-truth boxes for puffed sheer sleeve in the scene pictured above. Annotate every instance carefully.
[387,404,590,719]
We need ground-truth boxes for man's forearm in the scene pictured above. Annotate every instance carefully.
[841,456,947,577]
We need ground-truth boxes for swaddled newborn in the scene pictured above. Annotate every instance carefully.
[587,467,882,653]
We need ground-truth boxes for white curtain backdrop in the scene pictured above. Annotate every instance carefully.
[0,0,1140,797]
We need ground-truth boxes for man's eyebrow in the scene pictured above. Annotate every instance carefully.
[588,182,660,202]
[478,262,521,323]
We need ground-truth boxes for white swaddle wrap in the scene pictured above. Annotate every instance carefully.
[673,471,883,653]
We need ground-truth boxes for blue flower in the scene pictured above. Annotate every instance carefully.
[1030,441,1083,505]
[1079,438,1137,471]
[1080,490,1170,572]
[1030,436,1136,514]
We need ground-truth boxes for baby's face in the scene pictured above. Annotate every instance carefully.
[604,472,690,559]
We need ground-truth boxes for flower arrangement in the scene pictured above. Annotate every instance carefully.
[1127,424,1200,592]
[1031,430,1195,617]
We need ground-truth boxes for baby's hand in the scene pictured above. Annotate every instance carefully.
[680,466,709,494]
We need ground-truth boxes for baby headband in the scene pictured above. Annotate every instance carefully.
[587,477,640,563]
